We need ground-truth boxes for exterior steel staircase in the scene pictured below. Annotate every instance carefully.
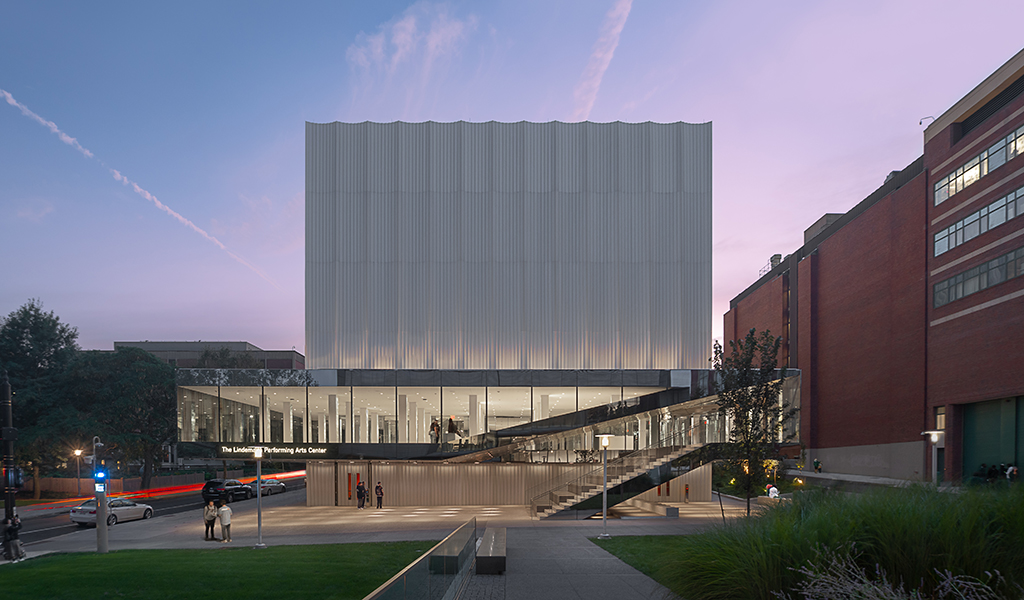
[528,440,697,519]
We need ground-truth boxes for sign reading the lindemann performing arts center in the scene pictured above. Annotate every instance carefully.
[305,121,712,371]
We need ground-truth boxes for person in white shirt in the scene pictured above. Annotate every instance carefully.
[217,502,233,542]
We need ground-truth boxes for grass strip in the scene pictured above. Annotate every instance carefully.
[595,485,1024,600]
[1,541,436,600]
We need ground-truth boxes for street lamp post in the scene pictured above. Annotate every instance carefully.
[254,447,266,549]
[597,434,613,540]
[74,449,82,496]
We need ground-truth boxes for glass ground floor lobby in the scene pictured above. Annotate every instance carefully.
[177,368,700,450]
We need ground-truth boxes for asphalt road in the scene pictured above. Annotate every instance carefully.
[16,478,307,546]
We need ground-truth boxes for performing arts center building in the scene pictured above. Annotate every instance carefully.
[175,120,795,515]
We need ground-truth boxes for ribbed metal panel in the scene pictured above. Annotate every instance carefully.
[316,461,582,507]
[306,121,712,370]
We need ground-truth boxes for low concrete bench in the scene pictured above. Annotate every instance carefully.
[476,527,506,574]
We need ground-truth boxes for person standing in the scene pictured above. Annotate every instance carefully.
[375,481,384,509]
[218,501,233,542]
[203,500,218,540]
[3,515,25,562]
[356,481,366,509]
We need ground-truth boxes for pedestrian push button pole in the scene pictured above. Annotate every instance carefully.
[95,469,108,554]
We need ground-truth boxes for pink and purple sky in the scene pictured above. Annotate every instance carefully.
[2,1,1023,355]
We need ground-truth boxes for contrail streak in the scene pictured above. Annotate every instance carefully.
[1,88,278,289]
[572,0,633,122]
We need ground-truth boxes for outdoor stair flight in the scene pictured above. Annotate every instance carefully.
[528,441,702,519]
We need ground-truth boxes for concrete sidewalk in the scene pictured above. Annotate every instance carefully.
[12,491,749,599]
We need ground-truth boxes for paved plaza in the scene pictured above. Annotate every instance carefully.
[12,490,750,599]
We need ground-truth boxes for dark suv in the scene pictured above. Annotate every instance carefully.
[201,479,252,503]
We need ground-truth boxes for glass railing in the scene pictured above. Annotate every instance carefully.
[363,518,477,600]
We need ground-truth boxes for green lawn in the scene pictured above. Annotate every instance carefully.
[2,542,436,600]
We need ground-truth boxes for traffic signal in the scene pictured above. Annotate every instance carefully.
[14,467,23,488]
[95,470,106,480]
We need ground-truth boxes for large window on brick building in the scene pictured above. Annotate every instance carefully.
[933,245,1024,307]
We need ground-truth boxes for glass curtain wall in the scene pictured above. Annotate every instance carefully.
[264,387,307,443]
[220,386,261,443]
[487,387,531,432]
[178,387,218,442]
[532,387,576,421]
[180,383,669,444]
[353,387,396,444]
[397,387,440,443]
[579,387,623,411]
[443,387,483,443]
[307,387,350,443]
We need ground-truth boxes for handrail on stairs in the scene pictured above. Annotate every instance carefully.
[527,427,697,516]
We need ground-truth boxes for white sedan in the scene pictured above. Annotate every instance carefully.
[70,498,154,527]
[249,478,287,496]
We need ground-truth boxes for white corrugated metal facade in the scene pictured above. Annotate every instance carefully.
[306,121,711,370]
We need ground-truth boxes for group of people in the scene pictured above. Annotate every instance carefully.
[355,481,384,509]
[202,500,233,542]
[428,417,462,444]
[972,462,1019,485]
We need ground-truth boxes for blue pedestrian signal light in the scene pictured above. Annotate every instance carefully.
[95,471,106,479]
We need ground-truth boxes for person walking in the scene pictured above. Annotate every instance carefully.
[375,481,384,509]
[203,500,218,540]
[356,481,366,509]
[217,501,233,542]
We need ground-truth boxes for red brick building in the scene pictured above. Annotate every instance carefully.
[725,49,1024,483]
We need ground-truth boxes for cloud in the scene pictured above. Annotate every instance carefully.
[571,0,633,121]
[1,88,277,288]
[14,198,55,222]
[109,169,280,288]
[1,88,94,158]
[345,2,479,120]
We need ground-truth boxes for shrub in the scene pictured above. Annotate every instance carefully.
[657,485,1024,600]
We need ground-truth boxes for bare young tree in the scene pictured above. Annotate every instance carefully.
[711,328,798,516]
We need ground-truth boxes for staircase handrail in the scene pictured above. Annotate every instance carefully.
[526,427,692,507]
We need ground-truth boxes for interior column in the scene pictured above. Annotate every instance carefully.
[398,395,409,443]
[417,406,426,442]
[403,399,411,442]
[360,408,369,443]
[328,394,339,443]
[283,401,293,443]
[469,395,479,436]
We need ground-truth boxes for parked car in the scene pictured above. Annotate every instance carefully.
[70,498,154,527]
[249,478,286,496]
[201,479,253,503]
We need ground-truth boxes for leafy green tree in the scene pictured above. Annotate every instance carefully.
[62,348,176,489]
[711,328,798,516]
[0,299,81,497]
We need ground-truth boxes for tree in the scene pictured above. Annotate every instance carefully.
[61,348,177,489]
[711,328,798,516]
[0,299,81,498]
